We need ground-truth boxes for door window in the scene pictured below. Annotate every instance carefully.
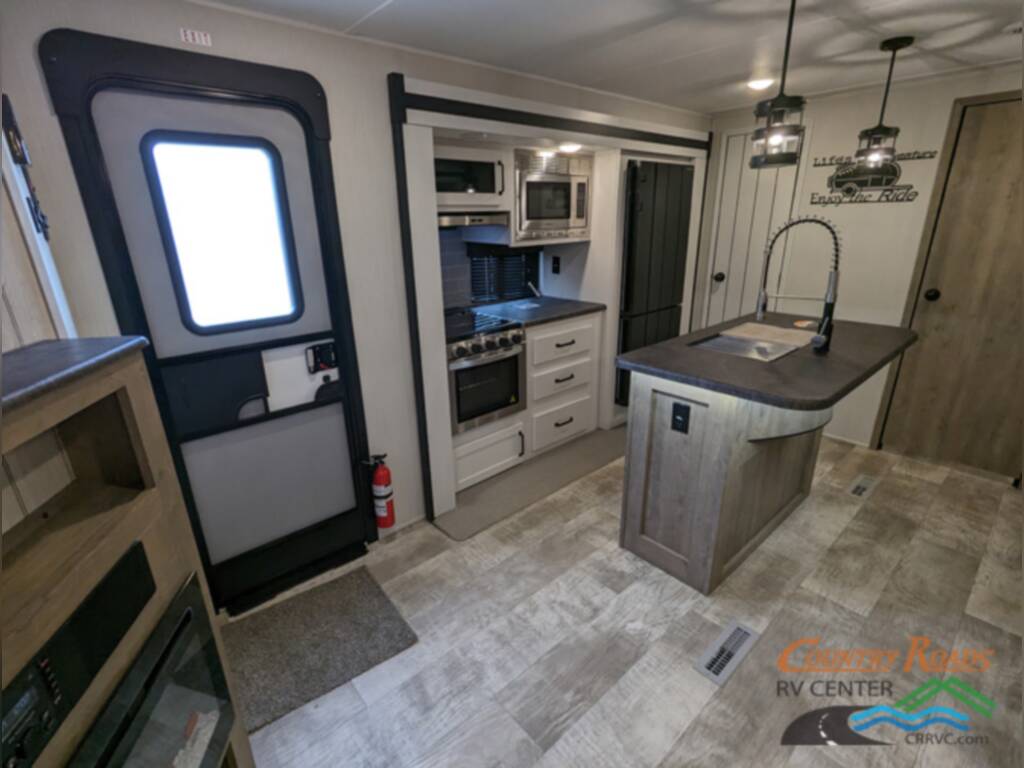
[141,131,303,334]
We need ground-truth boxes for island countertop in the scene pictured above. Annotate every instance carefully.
[616,312,916,411]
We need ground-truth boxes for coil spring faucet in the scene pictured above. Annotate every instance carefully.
[755,215,841,354]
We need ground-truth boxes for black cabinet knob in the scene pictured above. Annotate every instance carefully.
[923,288,941,302]
[713,271,726,283]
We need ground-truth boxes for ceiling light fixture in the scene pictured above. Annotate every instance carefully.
[558,142,582,153]
[747,78,775,91]
[750,0,805,169]
[854,36,914,169]
[536,149,556,158]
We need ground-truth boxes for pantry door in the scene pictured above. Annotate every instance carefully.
[882,95,1021,477]
[41,30,374,611]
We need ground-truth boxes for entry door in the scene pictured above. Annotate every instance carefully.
[42,30,373,611]
[883,96,1022,476]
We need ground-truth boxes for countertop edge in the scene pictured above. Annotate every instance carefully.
[2,336,150,412]
[617,327,917,411]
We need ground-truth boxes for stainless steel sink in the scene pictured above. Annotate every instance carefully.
[691,334,798,362]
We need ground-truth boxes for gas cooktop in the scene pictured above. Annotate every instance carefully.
[444,308,522,343]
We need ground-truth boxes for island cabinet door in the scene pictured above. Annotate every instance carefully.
[620,377,721,590]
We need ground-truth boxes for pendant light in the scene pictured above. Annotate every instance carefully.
[750,0,806,169]
[855,36,914,168]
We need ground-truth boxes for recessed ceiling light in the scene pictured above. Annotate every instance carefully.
[536,149,556,158]
[747,78,775,91]
[558,142,582,153]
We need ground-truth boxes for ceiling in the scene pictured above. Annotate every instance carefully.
[208,0,1022,114]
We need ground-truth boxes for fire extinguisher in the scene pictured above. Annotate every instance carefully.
[369,454,395,529]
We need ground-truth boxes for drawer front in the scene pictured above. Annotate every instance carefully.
[454,422,526,491]
[531,357,591,402]
[531,322,595,366]
[533,396,592,452]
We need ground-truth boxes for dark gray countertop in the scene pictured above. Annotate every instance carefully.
[478,297,606,327]
[2,336,149,411]
[616,313,916,410]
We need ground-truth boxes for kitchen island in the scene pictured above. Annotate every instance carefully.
[615,312,916,594]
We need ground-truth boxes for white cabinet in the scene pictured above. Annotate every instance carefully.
[526,312,601,455]
[533,395,594,452]
[434,145,513,210]
[453,420,526,491]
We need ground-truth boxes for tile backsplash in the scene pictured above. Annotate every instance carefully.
[440,229,472,308]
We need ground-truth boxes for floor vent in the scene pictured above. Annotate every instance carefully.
[696,621,758,685]
[846,474,880,498]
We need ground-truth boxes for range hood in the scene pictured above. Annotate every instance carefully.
[438,211,510,227]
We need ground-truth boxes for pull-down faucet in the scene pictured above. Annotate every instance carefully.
[755,215,841,354]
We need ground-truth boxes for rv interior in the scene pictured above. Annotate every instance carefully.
[0,1,1020,766]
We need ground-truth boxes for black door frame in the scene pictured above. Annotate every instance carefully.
[387,72,711,519]
[40,28,376,612]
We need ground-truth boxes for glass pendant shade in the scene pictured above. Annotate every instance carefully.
[855,124,899,167]
[854,36,913,170]
[751,94,806,169]
[749,0,805,169]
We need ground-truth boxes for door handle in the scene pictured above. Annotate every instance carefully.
[554,373,575,384]
[554,416,574,428]
[713,272,726,283]
[923,288,941,302]
[555,339,576,349]
[518,430,525,457]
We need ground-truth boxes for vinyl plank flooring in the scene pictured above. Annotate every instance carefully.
[250,683,365,767]
[249,449,1019,768]
[365,521,455,585]
[914,614,1022,768]
[965,493,1022,635]
[802,502,918,616]
[535,611,722,768]
[822,446,898,492]
[660,590,867,768]
[498,566,696,751]
[408,698,542,768]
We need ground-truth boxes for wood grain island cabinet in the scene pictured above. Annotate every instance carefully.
[616,313,916,594]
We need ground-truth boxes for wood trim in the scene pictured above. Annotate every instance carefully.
[870,89,1023,448]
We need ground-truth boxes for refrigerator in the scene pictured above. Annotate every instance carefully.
[616,159,695,405]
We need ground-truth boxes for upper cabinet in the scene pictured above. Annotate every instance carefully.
[434,145,513,210]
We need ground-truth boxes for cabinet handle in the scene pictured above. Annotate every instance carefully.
[554,373,575,384]
[518,430,525,456]
[554,417,574,428]
[555,339,576,349]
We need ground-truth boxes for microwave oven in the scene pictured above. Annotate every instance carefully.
[434,145,507,208]
[514,150,591,241]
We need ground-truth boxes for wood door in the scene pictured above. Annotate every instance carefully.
[883,96,1022,476]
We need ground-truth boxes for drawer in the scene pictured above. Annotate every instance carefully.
[531,322,594,366]
[533,396,592,452]
[454,422,526,491]
[531,357,591,402]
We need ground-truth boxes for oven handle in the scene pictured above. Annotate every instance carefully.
[448,345,524,371]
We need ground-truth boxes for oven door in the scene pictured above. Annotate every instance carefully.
[70,575,234,768]
[449,347,526,434]
[519,173,573,233]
